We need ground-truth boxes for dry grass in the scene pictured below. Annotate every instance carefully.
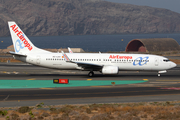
[1,101,180,120]
[0,58,21,63]
[170,59,180,64]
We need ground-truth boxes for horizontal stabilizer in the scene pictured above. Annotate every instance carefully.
[7,51,27,57]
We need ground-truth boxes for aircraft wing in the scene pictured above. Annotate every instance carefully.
[7,51,27,57]
[61,51,103,71]
[75,62,103,71]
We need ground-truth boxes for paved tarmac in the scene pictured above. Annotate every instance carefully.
[0,62,180,107]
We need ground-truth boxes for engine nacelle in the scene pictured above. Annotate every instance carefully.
[102,66,119,74]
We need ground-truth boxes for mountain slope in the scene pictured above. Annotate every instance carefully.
[0,0,180,37]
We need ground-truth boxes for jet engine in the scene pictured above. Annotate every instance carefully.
[102,66,119,74]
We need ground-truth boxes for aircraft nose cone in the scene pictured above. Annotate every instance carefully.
[171,62,177,68]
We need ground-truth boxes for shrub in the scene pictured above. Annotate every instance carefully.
[50,108,57,112]
[29,111,34,118]
[75,115,90,120]
[6,116,10,120]
[61,113,70,120]
[41,112,50,117]
[53,117,61,120]
[69,110,79,116]
[86,108,91,114]
[36,103,44,108]
[0,110,8,116]
[59,107,72,114]
[37,116,44,120]
[11,113,19,120]
[91,113,114,120]
[18,106,31,113]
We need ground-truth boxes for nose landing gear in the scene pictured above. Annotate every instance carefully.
[158,70,167,77]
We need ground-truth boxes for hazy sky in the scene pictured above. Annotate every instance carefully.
[105,0,180,13]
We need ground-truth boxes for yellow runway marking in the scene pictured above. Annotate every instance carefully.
[27,78,36,80]
[91,86,112,88]
[87,79,92,81]
[40,88,55,90]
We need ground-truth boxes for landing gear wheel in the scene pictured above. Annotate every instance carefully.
[88,71,94,77]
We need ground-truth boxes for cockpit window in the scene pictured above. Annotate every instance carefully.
[163,59,170,62]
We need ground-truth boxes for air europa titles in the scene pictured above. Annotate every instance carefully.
[109,55,132,60]
[10,24,33,51]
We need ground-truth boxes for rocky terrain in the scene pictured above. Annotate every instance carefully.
[0,0,180,37]
[1,101,180,120]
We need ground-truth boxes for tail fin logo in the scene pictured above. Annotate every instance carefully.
[10,24,33,51]
[15,39,25,53]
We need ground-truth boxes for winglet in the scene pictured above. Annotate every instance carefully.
[61,51,71,62]
[68,47,73,53]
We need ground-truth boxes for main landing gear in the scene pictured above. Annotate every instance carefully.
[88,71,94,77]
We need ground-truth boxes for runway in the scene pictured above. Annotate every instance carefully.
[0,63,180,107]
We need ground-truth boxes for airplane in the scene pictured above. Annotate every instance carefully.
[8,21,177,77]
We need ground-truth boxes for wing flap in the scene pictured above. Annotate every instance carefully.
[75,62,103,71]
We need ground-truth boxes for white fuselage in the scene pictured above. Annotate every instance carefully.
[14,53,176,71]
[8,21,177,76]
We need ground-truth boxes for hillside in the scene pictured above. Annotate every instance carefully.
[0,0,180,37]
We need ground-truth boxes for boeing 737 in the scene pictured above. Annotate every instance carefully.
[8,21,177,77]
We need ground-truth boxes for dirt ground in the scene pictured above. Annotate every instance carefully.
[0,101,180,120]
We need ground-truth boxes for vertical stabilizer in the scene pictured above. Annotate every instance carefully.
[8,21,50,54]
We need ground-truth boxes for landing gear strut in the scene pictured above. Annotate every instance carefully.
[88,71,94,77]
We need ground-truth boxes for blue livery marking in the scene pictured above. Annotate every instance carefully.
[15,39,24,53]
[133,57,149,66]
